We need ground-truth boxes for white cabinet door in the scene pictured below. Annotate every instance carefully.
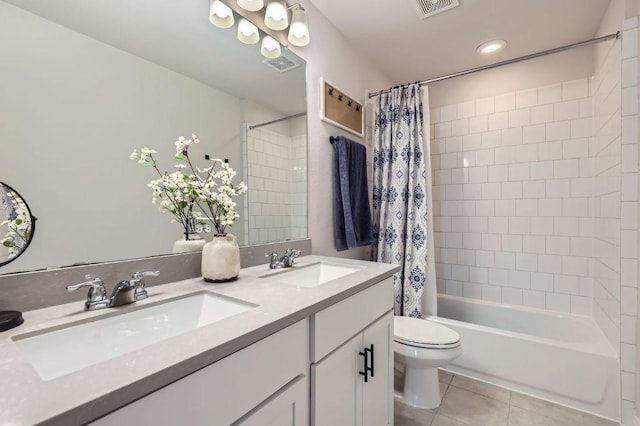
[312,310,394,426]
[311,333,363,426]
[362,311,393,426]
[236,375,308,426]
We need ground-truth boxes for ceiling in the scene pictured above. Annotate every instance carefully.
[2,0,307,116]
[309,0,612,85]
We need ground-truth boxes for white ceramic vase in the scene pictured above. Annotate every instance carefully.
[202,234,240,282]
[172,234,206,254]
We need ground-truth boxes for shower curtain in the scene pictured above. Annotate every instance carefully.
[371,84,437,318]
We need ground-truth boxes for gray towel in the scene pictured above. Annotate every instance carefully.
[333,136,373,251]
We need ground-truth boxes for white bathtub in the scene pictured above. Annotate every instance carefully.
[429,294,619,420]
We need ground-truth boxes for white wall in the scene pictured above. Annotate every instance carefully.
[241,99,304,137]
[289,0,394,259]
[0,3,248,273]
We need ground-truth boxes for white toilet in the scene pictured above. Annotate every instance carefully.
[394,316,462,409]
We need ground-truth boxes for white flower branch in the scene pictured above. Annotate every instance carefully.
[131,134,247,238]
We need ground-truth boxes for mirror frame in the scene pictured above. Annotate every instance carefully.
[0,182,38,268]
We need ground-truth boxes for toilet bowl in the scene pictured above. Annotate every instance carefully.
[394,316,462,409]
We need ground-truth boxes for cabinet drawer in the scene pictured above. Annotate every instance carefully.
[311,278,392,362]
[92,319,308,426]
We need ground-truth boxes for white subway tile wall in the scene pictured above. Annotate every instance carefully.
[431,76,595,315]
[247,128,307,244]
[431,21,640,425]
[617,20,639,426]
[593,35,623,362]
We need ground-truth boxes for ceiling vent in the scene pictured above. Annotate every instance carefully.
[411,0,460,19]
[263,55,300,73]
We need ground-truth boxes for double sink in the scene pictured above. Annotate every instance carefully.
[13,261,362,381]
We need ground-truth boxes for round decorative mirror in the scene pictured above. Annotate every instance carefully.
[0,182,36,268]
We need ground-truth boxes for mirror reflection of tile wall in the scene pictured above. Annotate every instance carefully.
[246,126,307,245]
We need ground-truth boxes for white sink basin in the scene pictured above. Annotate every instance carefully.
[261,262,362,287]
[13,291,256,381]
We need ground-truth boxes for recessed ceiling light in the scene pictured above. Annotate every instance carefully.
[477,39,507,55]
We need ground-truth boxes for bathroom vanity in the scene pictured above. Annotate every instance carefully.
[0,256,398,425]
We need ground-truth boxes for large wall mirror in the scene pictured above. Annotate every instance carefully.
[0,0,307,274]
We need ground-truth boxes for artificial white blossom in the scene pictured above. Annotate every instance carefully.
[131,134,247,236]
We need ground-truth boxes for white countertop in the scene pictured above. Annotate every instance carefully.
[0,255,398,425]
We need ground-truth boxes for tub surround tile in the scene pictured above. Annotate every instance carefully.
[622,16,639,31]
[621,371,635,401]
[432,78,598,315]
[621,400,635,425]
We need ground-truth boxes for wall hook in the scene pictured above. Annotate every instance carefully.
[338,94,343,101]
[328,88,334,96]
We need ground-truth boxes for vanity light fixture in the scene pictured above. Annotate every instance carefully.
[261,35,282,58]
[265,0,289,31]
[477,39,507,55]
[209,0,235,28]
[287,4,310,47]
[237,0,264,12]
[237,18,260,44]
[209,0,311,50]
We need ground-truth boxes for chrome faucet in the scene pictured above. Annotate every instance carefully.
[110,271,159,307]
[266,249,302,269]
[66,271,160,311]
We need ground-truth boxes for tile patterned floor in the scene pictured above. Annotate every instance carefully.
[394,369,619,426]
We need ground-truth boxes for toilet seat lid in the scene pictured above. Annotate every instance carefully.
[394,316,460,347]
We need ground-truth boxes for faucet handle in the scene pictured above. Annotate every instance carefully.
[284,248,301,267]
[266,251,284,269]
[130,271,159,302]
[66,278,108,311]
[132,271,160,279]
[66,277,105,294]
[286,248,301,257]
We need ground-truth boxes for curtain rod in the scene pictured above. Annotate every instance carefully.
[248,112,307,130]
[368,31,620,98]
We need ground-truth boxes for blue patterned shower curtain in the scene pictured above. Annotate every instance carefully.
[371,84,437,318]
